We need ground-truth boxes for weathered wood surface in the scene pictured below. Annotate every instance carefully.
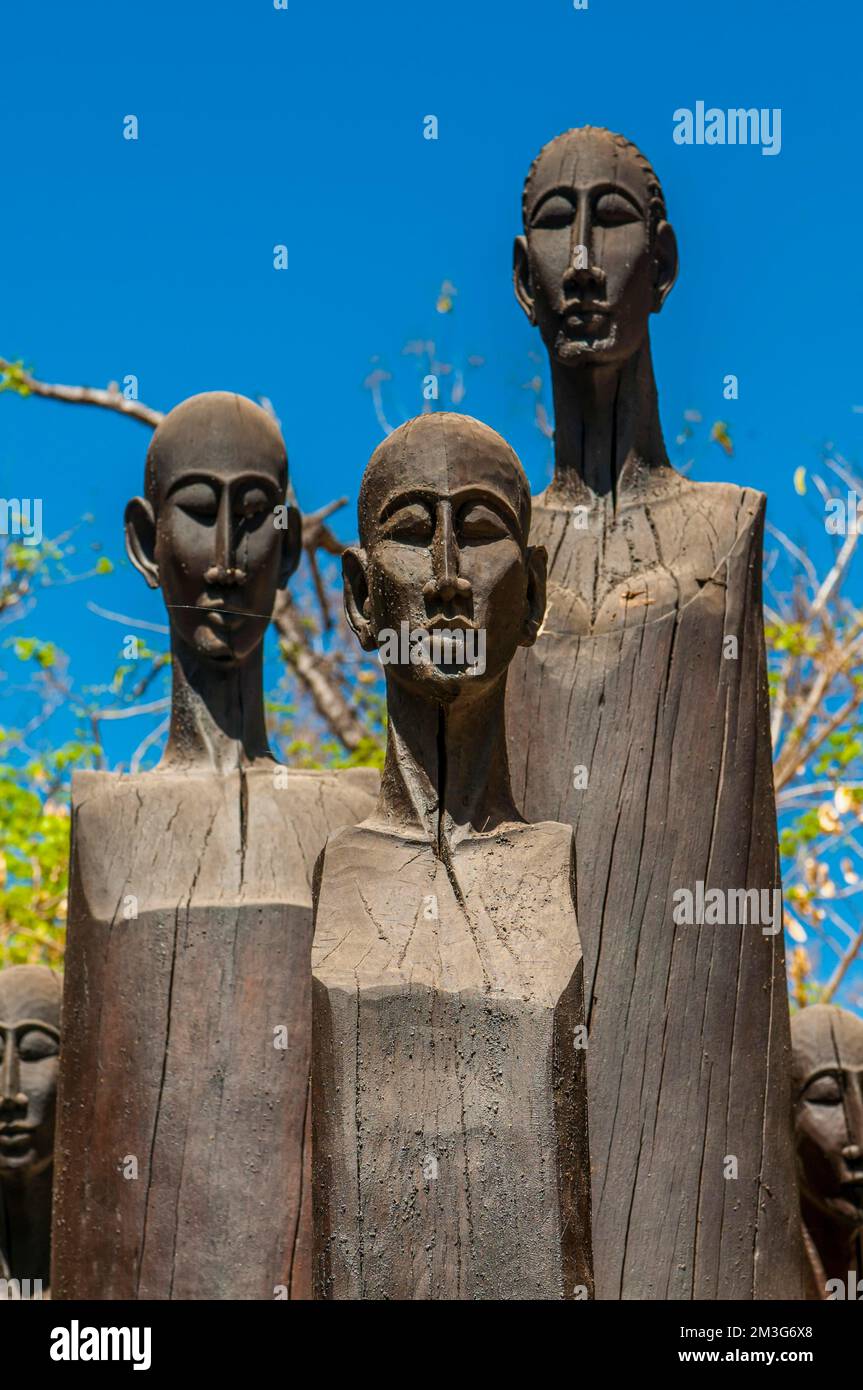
[312,819,592,1301]
[506,478,806,1299]
[52,765,376,1300]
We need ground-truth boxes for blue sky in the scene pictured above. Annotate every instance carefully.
[1,0,861,737]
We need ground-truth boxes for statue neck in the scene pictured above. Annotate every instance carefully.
[0,1164,52,1285]
[801,1193,861,1289]
[160,634,273,773]
[376,674,520,851]
[546,336,670,508]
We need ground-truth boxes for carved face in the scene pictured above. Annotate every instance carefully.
[344,414,545,704]
[514,129,677,368]
[792,1006,863,1232]
[0,967,61,1178]
[125,393,300,668]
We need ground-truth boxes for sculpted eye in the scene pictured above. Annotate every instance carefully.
[458,504,511,544]
[803,1075,843,1105]
[235,488,270,522]
[382,504,434,545]
[531,196,575,230]
[18,1029,58,1062]
[174,483,218,519]
[594,193,641,228]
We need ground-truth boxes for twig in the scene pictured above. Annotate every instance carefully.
[87,601,170,635]
[91,698,170,723]
[823,920,863,1002]
[0,359,163,427]
[129,715,170,774]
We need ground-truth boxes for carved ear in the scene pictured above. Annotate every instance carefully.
[652,220,679,312]
[521,545,547,647]
[124,497,160,590]
[513,235,536,325]
[342,547,377,652]
[278,503,302,588]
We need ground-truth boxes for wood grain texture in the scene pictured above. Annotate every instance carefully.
[506,480,806,1299]
[312,819,592,1300]
[52,765,376,1300]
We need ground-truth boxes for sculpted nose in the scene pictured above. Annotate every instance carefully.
[0,1045,25,1111]
[563,196,605,295]
[424,503,471,605]
[214,488,236,577]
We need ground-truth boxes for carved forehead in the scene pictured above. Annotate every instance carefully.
[0,965,62,1028]
[145,392,287,504]
[523,126,664,224]
[358,414,531,546]
[791,1005,863,1086]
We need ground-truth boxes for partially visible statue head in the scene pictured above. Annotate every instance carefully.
[125,392,301,668]
[343,413,546,704]
[0,966,62,1180]
[792,1005,863,1235]
[514,126,678,369]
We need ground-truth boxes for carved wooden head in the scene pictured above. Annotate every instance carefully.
[514,126,678,369]
[343,413,546,705]
[125,392,301,668]
[0,966,61,1180]
[792,1004,863,1233]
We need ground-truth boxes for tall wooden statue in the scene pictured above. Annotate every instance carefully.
[0,965,61,1295]
[506,126,805,1298]
[52,392,376,1300]
[312,413,592,1300]
[792,1004,863,1299]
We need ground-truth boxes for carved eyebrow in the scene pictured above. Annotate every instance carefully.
[453,490,523,536]
[530,182,645,221]
[377,490,524,538]
[798,1066,845,1098]
[0,1019,61,1037]
[377,492,436,525]
[165,472,281,499]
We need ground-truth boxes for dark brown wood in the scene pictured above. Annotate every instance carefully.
[54,765,376,1299]
[0,965,61,1292]
[507,127,806,1299]
[312,413,592,1299]
[792,1005,863,1299]
[51,393,378,1299]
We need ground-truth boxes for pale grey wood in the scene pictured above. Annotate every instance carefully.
[312,818,592,1301]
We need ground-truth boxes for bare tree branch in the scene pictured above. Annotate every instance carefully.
[0,359,164,427]
[272,590,368,751]
[823,920,863,1003]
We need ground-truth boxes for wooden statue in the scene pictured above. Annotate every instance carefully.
[0,965,61,1295]
[52,392,376,1300]
[312,413,592,1300]
[506,126,805,1298]
[792,1004,863,1299]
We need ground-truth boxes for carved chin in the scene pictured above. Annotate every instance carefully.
[0,1145,38,1173]
[552,323,619,362]
[186,620,260,666]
